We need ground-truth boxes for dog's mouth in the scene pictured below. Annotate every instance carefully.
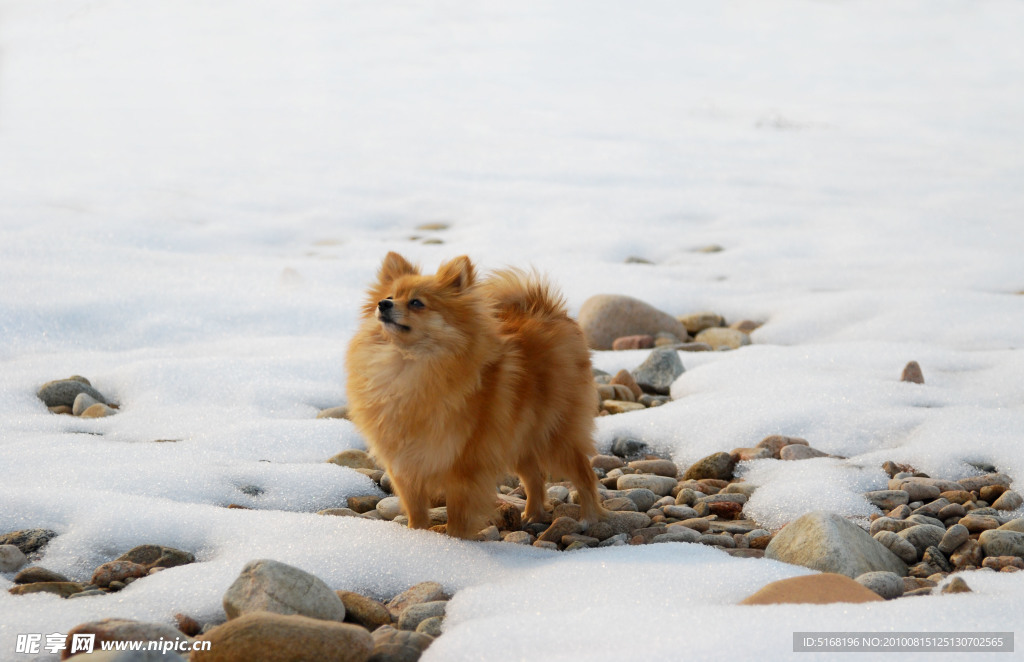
[378,313,411,333]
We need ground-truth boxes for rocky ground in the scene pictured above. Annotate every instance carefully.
[8,299,1023,661]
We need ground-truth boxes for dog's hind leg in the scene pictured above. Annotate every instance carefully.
[390,474,431,530]
[515,454,550,525]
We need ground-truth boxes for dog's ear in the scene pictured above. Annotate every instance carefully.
[377,252,419,284]
[435,255,475,292]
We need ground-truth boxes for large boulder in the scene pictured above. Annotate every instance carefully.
[765,511,908,578]
[577,295,689,350]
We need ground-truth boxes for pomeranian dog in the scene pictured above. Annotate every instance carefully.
[345,252,606,539]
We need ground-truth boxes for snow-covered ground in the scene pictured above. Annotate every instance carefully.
[2,1,1023,659]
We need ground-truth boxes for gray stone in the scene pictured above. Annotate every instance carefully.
[37,378,107,408]
[864,490,910,511]
[998,518,1024,533]
[958,473,1011,492]
[604,511,653,535]
[922,546,952,573]
[0,544,28,572]
[631,347,685,395]
[386,582,448,617]
[663,505,699,520]
[652,528,701,544]
[891,480,941,502]
[223,559,346,622]
[397,600,447,632]
[765,511,907,578]
[897,524,945,556]
[992,490,1023,511]
[978,530,1024,559]
[73,392,102,416]
[610,436,649,461]
[780,445,829,461]
[906,514,945,529]
[370,624,434,662]
[939,524,970,555]
[699,533,735,548]
[578,294,690,350]
[0,528,58,555]
[415,616,444,637]
[621,488,659,512]
[869,517,916,536]
[855,571,904,600]
[615,474,677,496]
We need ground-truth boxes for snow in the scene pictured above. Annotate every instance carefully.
[2,0,1024,660]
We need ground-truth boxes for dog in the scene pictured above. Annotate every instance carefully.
[345,252,606,539]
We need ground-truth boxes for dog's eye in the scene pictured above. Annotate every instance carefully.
[385,296,393,300]
[409,299,425,309]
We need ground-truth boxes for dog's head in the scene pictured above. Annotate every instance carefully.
[364,252,480,351]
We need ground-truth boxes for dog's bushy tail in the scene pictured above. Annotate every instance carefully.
[483,268,569,321]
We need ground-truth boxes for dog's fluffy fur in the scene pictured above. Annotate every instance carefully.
[345,252,606,539]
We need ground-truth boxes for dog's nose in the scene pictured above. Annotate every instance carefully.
[378,299,393,312]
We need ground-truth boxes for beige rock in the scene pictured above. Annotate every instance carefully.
[317,406,350,420]
[386,581,448,618]
[609,369,644,399]
[766,511,908,577]
[193,612,372,662]
[677,312,723,334]
[91,561,148,588]
[63,619,192,660]
[694,327,750,350]
[222,559,346,622]
[740,573,884,605]
[577,294,690,350]
[337,591,392,631]
[327,449,378,470]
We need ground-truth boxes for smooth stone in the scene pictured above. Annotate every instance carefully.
[81,403,117,418]
[699,533,735,548]
[591,455,625,471]
[896,524,946,555]
[766,511,908,577]
[397,600,447,631]
[998,518,1024,533]
[992,490,1023,511]
[415,616,444,637]
[906,514,945,529]
[193,612,372,662]
[628,459,678,477]
[855,571,904,600]
[317,406,350,420]
[577,294,690,350]
[900,361,924,384]
[598,384,636,403]
[652,527,701,544]
[631,346,685,395]
[663,505,698,520]
[73,392,102,416]
[612,334,655,350]
[376,497,404,520]
[940,576,972,594]
[950,539,984,568]
[978,530,1024,559]
[959,514,1002,533]
[502,531,533,545]
[779,445,829,461]
[731,447,774,461]
[982,556,1024,571]
[957,473,1011,492]
[678,312,723,334]
[386,582,448,617]
[547,485,570,502]
[66,619,193,657]
[610,436,649,461]
[674,519,710,533]
[92,561,148,588]
[864,490,910,510]
[937,503,967,520]
[755,435,808,457]
[621,488,659,512]
[694,327,750,350]
[8,581,86,597]
[739,573,884,605]
[603,400,646,414]
[609,369,644,400]
[0,544,28,572]
[722,483,758,497]
[922,546,952,573]
[603,511,653,536]
[615,474,677,496]
[337,591,393,631]
[603,496,639,512]
[682,452,735,481]
[37,378,107,408]
[116,544,195,570]
[368,625,434,662]
[937,524,970,555]
[13,565,69,584]
[538,517,582,544]
[223,559,346,622]
[328,449,378,470]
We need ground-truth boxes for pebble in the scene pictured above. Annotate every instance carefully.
[376,497,404,520]
[998,518,1024,533]
[739,573,883,605]
[682,452,735,481]
[755,435,807,457]
[959,514,1001,533]
[117,544,195,570]
[699,533,735,548]
[386,581,448,618]
[978,530,1024,559]
[591,454,625,471]
[397,600,447,631]
[957,473,1011,492]
[368,625,434,662]
[652,528,701,544]
[610,436,648,460]
[316,405,350,419]
[864,490,909,510]
[8,581,86,597]
[621,488,659,512]
[0,544,28,572]
[598,384,636,403]
[577,294,690,350]
[663,505,698,520]
[223,559,347,622]
[897,524,945,556]
[193,612,372,662]
[992,490,1023,511]
[922,546,952,573]
[674,518,711,533]
[538,517,582,543]
[938,524,970,555]
[694,327,750,350]
[631,346,685,395]
[416,616,444,637]
[677,312,723,334]
[891,480,941,502]
[73,392,102,416]
[779,444,829,460]
[940,577,972,594]
[37,377,107,408]
[66,619,194,658]
[13,565,69,584]
[91,561,149,588]
[628,459,678,477]
[612,334,655,350]
[604,511,653,535]
[616,474,677,496]
[900,361,925,384]
[81,403,118,418]
[502,531,533,545]
[603,400,646,414]
[950,539,984,569]
[855,571,904,600]
[982,556,1024,571]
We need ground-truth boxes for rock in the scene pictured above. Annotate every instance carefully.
[502,531,532,545]
[739,573,884,605]
[317,406,350,420]
[591,454,625,471]
[69,650,186,661]
[937,503,967,521]
[610,436,648,460]
[328,449,378,470]
[864,490,909,511]
[992,490,1023,511]
[174,613,202,637]
[603,400,646,414]
[663,505,698,520]
[615,474,677,496]
[957,473,1011,492]
[577,295,690,350]
[547,485,570,502]
[319,508,363,518]
[959,514,1001,533]
[368,625,433,662]
[80,403,117,418]
[397,601,447,632]
[869,517,916,535]
[780,445,829,461]
[347,496,382,514]
[950,539,984,569]
[998,518,1024,533]
[598,384,636,403]
[603,496,638,512]
[65,619,193,659]
[922,546,952,573]
[91,561,149,588]
[73,392,102,416]
[855,571,904,599]
[896,524,945,556]
[37,378,107,408]
[0,544,28,572]
[415,616,444,637]
[755,435,807,457]
[538,517,582,544]
[193,612,372,662]
[766,511,908,577]
[940,576,972,594]
[0,528,58,556]
[694,327,750,350]
[494,501,522,532]
[223,559,347,622]
[682,452,735,481]
[8,581,85,597]
[116,545,195,571]
[938,524,970,555]
[700,533,736,548]
[731,447,774,461]
[386,582,448,618]
[891,480,941,502]
[604,511,653,536]
[678,312,723,335]
[612,335,655,350]
[982,556,1024,571]
[621,488,659,511]
[631,347,685,395]
[628,459,678,477]
[13,566,69,584]
[940,490,974,505]
[652,527,701,544]
[979,530,1024,559]
[337,592,392,631]
[376,497,404,520]
[900,361,924,384]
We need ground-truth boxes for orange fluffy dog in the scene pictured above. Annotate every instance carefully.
[345,252,606,539]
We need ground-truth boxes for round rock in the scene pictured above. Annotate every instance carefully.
[577,295,690,350]
[193,612,372,662]
[223,559,346,622]
[855,571,904,600]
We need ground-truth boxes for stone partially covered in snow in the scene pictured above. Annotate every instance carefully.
[577,294,690,350]
[739,573,884,605]
[37,376,107,408]
[0,544,28,572]
[223,559,347,622]
[683,452,735,481]
[765,511,908,577]
[631,347,685,395]
[855,571,904,599]
[193,612,372,662]
[64,619,193,658]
